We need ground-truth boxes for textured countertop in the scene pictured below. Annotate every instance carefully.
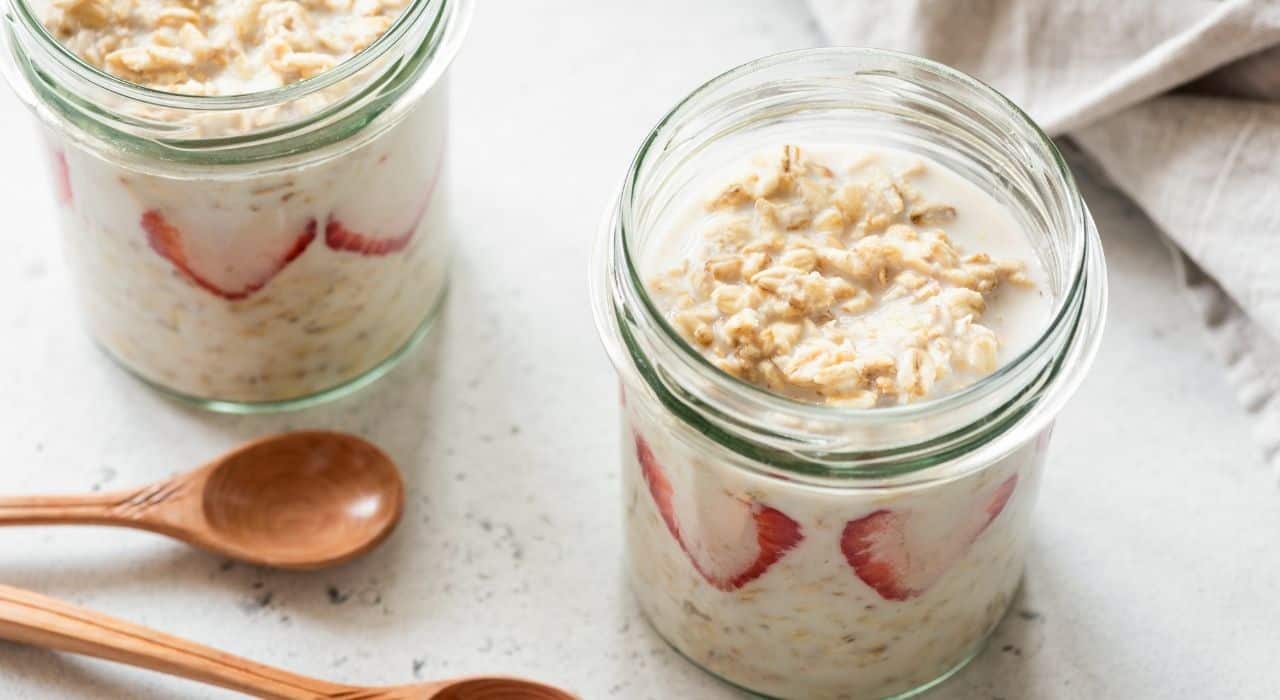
[1,1,1276,698]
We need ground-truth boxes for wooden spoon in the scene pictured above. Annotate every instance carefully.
[0,431,404,570]
[0,584,574,699]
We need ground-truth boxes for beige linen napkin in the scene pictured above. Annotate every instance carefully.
[807,0,1280,473]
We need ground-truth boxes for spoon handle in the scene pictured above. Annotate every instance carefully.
[0,584,349,699]
[0,479,188,528]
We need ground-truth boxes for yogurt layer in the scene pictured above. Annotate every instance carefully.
[625,402,1048,699]
[50,88,448,402]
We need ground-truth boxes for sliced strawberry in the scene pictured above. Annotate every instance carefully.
[325,149,444,256]
[728,506,804,590]
[635,434,803,591]
[142,211,316,301]
[984,475,1017,520]
[841,474,1018,601]
[52,151,72,206]
[637,436,679,536]
[839,510,915,601]
[324,217,416,256]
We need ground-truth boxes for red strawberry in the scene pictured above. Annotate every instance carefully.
[324,158,443,256]
[841,474,1018,601]
[52,151,72,206]
[324,217,417,256]
[635,434,803,591]
[637,436,678,534]
[983,476,1017,520]
[141,211,316,301]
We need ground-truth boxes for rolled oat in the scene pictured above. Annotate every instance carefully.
[647,145,1046,406]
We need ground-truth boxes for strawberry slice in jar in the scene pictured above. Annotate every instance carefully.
[841,475,1019,601]
[142,208,317,301]
[325,135,446,257]
[635,434,803,591]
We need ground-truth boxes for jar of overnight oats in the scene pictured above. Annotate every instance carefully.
[0,0,470,411]
[591,48,1106,699]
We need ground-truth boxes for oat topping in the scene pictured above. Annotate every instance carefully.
[42,0,409,93]
[648,145,1036,407]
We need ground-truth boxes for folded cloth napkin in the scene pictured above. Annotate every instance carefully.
[807,0,1280,474]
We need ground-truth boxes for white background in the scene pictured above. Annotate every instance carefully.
[0,0,1277,698]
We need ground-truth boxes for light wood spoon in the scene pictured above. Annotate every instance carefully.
[0,431,404,570]
[0,584,574,699]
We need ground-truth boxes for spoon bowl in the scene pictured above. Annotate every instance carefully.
[0,431,405,570]
[199,432,404,569]
[395,678,577,699]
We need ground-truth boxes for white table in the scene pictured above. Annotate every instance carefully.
[1,1,1276,697]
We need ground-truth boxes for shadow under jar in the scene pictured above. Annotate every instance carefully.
[0,0,470,412]
[591,48,1106,700]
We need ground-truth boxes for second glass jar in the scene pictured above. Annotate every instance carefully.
[592,48,1107,699]
[2,0,471,411]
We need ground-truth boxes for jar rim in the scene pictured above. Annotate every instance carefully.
[8,0,455,108]
[2,0,470,161]
[593,47,1108,480]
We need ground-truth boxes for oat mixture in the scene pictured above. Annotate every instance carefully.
[50,90,448,402]
[41,0,409,93]
[648,145,1037,407]
[624,408,1044,699]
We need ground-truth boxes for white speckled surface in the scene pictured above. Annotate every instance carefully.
[0,1,1277,698]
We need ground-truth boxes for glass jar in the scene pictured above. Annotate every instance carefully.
[0,0,471,411]
[591,48,1106,699]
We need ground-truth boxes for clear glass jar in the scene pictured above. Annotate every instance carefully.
[591,48,1106,699]
[0,0,471,411]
